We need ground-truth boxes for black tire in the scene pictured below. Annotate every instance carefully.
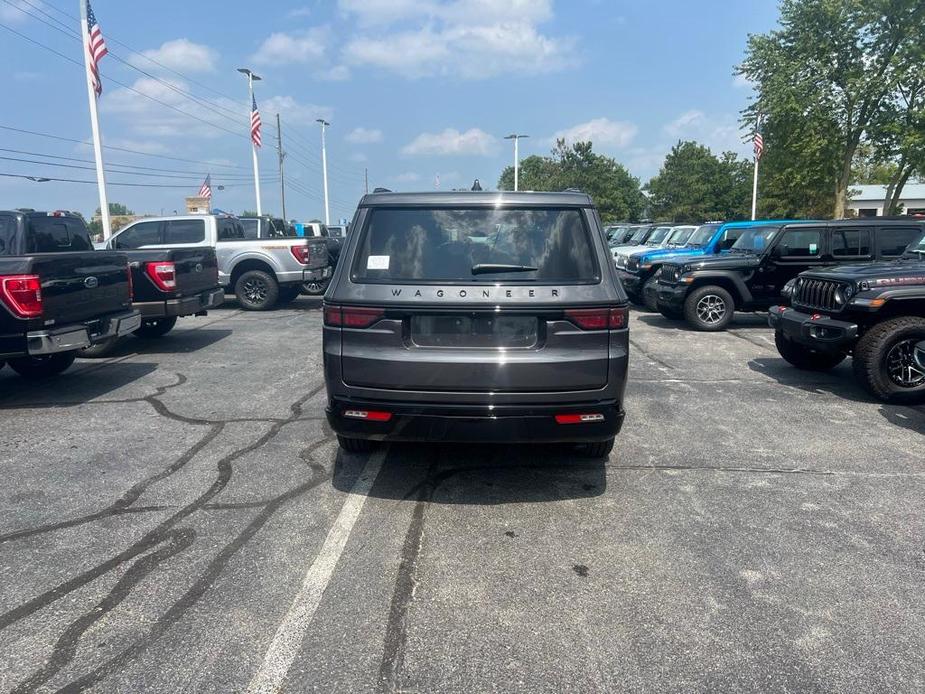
[642,278,660,312]
[626,291,644,307]
[852,317,925,404]
[235,270,279,311]
[77,337,120,358]
[683,285,735,332]
[774,331,846,371]
[276,286,302,304]
[580,438,615,458]
[301,278,330,296]
[134,316,178,339]
[657,304,684,320]
[8,350,77,379]
[337,435,377,453]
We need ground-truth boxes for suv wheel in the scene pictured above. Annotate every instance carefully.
[134,316,178,339]
[8,351,77,379]
[853,317,925,404]
[684,285,734,331]
[774,331,846,371]
[235,270,279,311]
[337,435,377,453]
[580,438,615,458]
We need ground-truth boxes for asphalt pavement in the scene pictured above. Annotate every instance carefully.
[1,299,923,693]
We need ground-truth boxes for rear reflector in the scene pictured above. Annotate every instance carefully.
[290,244,312,264]
[555,413,605,424]
[343,409,392,422]
[566,307,628,330]
[0,274,43,318]
[145,261,177,291]
[323,304,384,328]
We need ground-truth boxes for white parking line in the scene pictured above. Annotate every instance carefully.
[246,448,387,694]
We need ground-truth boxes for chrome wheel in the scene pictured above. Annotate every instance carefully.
[696,294,727,325]
[886,339,925,388]
[243,278,268,304]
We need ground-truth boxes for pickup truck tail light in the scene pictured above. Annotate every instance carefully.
[323,304,384,329]
[565,307,628,330]
[145,262,177,292]
[290,244,312,264]
[0,274,43,318]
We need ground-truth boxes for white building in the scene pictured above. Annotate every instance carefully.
[846,183,925,217]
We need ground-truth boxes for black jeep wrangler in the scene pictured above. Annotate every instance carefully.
[656,219,923,332]
[770,222,925,403]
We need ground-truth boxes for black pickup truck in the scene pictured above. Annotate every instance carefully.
[80,245,224,356]
[0,210,140,378]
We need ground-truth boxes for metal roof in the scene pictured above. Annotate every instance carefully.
[850,183,925,201]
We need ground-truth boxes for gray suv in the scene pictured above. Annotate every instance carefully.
[323,191,629,457]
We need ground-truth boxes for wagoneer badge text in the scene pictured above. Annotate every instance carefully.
[390,288,562,299]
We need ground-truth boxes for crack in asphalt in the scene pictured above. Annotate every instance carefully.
[726,329,776,352]
[0,382,325,638]
[628,337,675,370]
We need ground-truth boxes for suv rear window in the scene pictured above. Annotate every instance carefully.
[352,207,599,283]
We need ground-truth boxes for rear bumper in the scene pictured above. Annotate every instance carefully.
[768,306,858,352]
[26,310,141,356]
[326,397,625,443]
[135,287,224,318]
[276,266,332,285]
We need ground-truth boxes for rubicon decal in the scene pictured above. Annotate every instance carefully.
[872,276,925,286]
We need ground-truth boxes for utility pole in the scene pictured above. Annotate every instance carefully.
[317,119,331,225]
[80,0,111,239]
[237,67,262,216]
[276,113,287,220]
[504,134,529,191]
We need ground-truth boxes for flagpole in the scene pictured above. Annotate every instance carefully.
[751,155,759,221]
[750,114,762,221]
[248,74,262,217]
[79,0,110,240]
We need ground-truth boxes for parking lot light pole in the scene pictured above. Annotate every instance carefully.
[317,119,331,225]
[238,68,262,216]
[504,134,529,191]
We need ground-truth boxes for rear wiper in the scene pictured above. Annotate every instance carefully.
[471,263,538,275]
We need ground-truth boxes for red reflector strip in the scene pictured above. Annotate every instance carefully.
[555,413,605,424]
[343,409,392,422]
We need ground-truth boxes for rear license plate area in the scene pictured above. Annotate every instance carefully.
[410,315,538,349]
[84,319,103,339]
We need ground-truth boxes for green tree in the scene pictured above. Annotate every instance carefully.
[498,140,645,222]
[95,202,135,216]
[645,141,752,222]
[738,0,925,217]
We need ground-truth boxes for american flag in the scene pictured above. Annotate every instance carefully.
[85,1,108,97]
[250,95,262,148]
[198,174,212,200]
[753,117,764,160]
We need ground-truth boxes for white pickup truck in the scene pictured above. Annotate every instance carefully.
[100,215,330,310]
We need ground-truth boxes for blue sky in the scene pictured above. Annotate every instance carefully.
[0,0,779,222]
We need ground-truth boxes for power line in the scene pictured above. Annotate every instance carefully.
[0,171,276,189]
[0,125,249,170]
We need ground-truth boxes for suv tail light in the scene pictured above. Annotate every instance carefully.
[323,304,384,328]
[0,274,43,318]
[145,262,177,292]
[565,307,628,330]
[290,244,312,264]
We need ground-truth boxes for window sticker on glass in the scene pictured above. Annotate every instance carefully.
[809,243,818,254]
[367,255,390,270]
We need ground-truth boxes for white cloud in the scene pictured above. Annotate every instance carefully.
[261,95,333,125]
[345,127,383,144]
[321,65,351,81]
[402,128,497,156]
[133,39,218,73]
[339,0,574,79]
[552,118,638,149]
[664,110,706,138]
[252,28,328,65]
[663,109,747,155]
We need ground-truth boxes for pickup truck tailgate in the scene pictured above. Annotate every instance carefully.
[172,248,218,295]
[30,251,132,323]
